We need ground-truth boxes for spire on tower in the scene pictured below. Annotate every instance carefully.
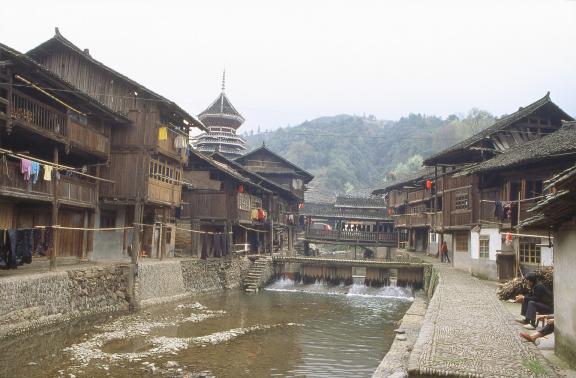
[221,70,226,92]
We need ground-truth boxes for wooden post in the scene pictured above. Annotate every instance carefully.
[515,190,522,277]
[269,219,274,255]
[50,146,59,270]
[159,221,165,260]
[128,200,142,311]
[226,220,233,257]
[191,219,200,257]
[6,67,12,133]
[81,210,89,260]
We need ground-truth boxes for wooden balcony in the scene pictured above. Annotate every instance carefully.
[157,126,187,163]
[3,90,109,158]
[147,178,181,206]
[8,89,67,139]
[305,228,397,246]
[393,212,429,228]
[68,118,109,157]
[407,189,431,203]
[0,160,96,208]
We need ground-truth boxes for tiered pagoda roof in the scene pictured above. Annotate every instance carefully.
[193,72,247,159]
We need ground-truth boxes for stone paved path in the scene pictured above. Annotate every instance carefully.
[408,264,557,377]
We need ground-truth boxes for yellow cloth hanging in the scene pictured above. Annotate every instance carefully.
[43,165,52,181]
[158,127,168,141]
[251,209,259,220]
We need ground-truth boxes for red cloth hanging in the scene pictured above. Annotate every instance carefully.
[237,184,244,193]
[426,180,432,190]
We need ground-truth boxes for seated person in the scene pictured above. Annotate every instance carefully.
[514,273,553,329]
[520,314,554,345]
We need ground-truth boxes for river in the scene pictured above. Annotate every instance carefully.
[0,279,413,378]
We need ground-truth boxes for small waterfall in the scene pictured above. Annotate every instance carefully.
[265,278,413,300]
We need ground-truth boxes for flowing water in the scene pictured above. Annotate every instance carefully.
[0,280,413,378]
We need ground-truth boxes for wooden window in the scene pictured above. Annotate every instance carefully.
[455,232,468,252]
[455,192,469,210]
[519,238,541,264]
[479,236,489,259]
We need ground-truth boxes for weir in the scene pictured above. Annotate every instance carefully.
[272,256,430,289]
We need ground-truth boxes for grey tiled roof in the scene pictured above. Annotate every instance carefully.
[465,122,576,174]
[424,93,573,165]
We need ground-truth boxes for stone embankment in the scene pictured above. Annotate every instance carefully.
[0,257,252,339]
[0,265,129,338]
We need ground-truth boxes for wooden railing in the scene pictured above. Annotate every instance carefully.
[393,212,429,227]
[407,189,431,203]
[148,178,181,206]
[11,90,66,137]
[305,228,398,244]
[68,118,109,156]
[0,160,96,206]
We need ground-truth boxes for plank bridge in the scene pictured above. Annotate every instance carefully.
[272,256,430,288]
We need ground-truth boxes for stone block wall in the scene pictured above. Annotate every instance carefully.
[179,258,251,293]
[0,257,252,338]
[0,265,129,338]
[136,260,187,307]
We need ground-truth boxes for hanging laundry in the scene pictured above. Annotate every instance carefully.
[221,233,228,257]
[201,234,208,260]
[43,165,53,181]
[494,201,503,219]
[174,135,187,149]
[158,127,168,141]
[0,230,7,268]
[21,159,32,181]
[251,209,259,221]
[30,162,40,184]
[213,233,222,258]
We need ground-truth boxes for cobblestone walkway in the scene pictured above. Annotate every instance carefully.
[408,264,557,377]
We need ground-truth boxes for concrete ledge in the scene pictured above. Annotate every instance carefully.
[372,291,427,378]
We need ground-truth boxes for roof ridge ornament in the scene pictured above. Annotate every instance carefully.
[222,69,226,92]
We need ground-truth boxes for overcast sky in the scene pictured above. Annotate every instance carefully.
[2,0,575,132]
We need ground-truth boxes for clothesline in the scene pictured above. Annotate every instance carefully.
[0,147,114,183]
[174,226,232,235]
[480,195,545,204]
[237,223,270,233]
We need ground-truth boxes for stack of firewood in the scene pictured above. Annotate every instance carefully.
[497,266,554,300]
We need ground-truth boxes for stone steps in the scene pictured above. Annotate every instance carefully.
[244,256,272,292]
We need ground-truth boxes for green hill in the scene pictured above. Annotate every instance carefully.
[244,110,494,200]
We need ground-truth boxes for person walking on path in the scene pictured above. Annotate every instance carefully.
[440,241,451,263]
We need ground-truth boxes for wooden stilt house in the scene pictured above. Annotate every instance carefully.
[27,29,206,258]
[0,42,130,265]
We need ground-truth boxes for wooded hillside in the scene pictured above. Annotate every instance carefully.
[244,110,495,201]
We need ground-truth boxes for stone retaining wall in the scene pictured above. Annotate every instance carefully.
[0,265,129,338]
[0,257,252,338]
